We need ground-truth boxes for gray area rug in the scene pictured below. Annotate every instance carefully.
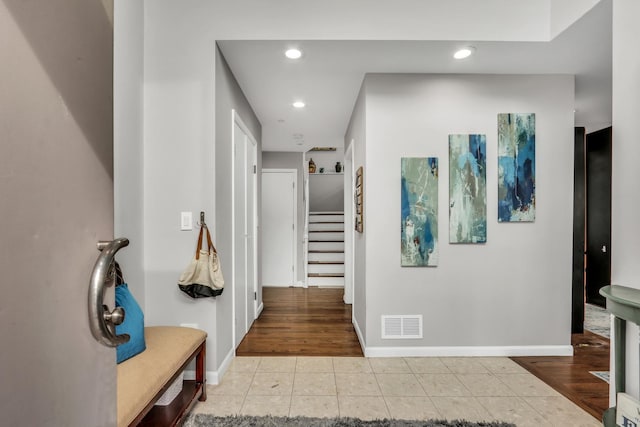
[585,303,610,339]
[184,415,515,427]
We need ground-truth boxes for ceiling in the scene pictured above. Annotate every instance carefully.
[218,0,611,152]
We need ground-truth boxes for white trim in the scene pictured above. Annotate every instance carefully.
[262,168,298,287]
[303,152,310,288]
[256,302,264,317]
[231,109,259,350]
[364,345,574,358]
[343,141,354,305]
[183,347,234,385]
[353,317,366,354]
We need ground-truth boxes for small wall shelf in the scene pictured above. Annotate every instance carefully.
[599,285,640,426]
[309,172,344,176]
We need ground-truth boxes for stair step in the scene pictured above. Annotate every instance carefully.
[307,274,344,287]
[310,212,344,215]
[309,214,345,223]
[309,251,344,263]
[309,222,344,232]
[308,273,344,278]
[308,263,345,274]
[309,241,344,251]
[308,261,344,265]
[308,232,344,241]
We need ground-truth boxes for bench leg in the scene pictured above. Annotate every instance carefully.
[196,342,207,401]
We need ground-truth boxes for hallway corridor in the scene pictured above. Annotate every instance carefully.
[236,287,363,357]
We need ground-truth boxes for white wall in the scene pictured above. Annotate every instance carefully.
[361,74,574,354]
[115,0,145,305]
[262,152,305,283]
[345,83,368,346]
[611,0,640,402]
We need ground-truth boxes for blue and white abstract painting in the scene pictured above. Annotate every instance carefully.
[449,134,487,244]
[498,113,536,222]
[401,157,438,266]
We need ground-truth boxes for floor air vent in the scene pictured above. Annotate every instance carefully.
[381,315,423,339]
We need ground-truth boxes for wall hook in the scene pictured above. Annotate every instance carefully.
[198,211,207,228]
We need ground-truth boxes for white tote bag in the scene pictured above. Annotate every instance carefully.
[178,225,224,298]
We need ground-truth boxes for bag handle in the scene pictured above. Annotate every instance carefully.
[195,225,218,260]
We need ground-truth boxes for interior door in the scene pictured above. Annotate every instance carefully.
[0,1,116,425]
[233,123,248,345]
[585,127,612,307]
[262,170,296,287]
[233,112,258,347]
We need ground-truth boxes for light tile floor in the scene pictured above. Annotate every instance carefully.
[192,356,600,426]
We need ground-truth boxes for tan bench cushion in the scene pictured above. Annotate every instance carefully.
[117,326,207,427]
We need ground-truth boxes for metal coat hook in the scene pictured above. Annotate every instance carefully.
[198,211,207,228]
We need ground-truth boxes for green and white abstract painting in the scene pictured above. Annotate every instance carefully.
[449,134,487,244]
[401,157,439,266]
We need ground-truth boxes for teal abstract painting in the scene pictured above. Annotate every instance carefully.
[449,134,487,243]
[401,157,439,266]
[498,113,536,222]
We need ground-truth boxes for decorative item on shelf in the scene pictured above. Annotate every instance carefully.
[319,167,325,173]
[308,158,316,173]
[335,162,342,173]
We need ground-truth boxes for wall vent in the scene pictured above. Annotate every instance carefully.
[381,315,423,339]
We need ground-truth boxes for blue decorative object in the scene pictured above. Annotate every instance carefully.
[498,113,536,222]
[401,157,439,266]
[115,284,146,364]
[449,134,487,243]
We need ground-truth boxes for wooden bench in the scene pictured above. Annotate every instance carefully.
[117,326,207,427]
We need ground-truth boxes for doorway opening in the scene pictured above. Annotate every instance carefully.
[238,147,360,356]
[572,126,612,335]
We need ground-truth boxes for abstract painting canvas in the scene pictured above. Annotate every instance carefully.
[449,134,487,243]
[498,113,536,222]
[401,157,438,266]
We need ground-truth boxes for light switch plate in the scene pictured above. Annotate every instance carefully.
[181,212,193,231]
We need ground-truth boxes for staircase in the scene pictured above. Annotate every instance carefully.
[307,212,345,287]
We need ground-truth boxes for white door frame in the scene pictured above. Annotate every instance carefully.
[302,153,310,288]
[262,168,298,286]
[231,109,258,351]
[344,141,355,306]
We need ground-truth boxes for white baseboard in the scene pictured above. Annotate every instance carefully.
[352,317,366,354]
[256,302,264,317]
[364,345,574,358]
[183,346,234,385]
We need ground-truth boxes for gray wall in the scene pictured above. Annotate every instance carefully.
[114,0,145,305]
[308,148,345,212]
[215,46,263,364]
[345,83,368,344]
[0,1,116,425]
[262,151,305,284]
[612,0,640,401]
[142,12,219,371]
[360,74,574,352]
[309,174,345,212]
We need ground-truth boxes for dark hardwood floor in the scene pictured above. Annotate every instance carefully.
[237,287,610,420]
[511,331,610,421]
[235,286,363,357]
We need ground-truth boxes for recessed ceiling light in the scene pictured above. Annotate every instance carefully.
[453,47,475,60]
[285,48,302,59]
[292,101,306,108]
